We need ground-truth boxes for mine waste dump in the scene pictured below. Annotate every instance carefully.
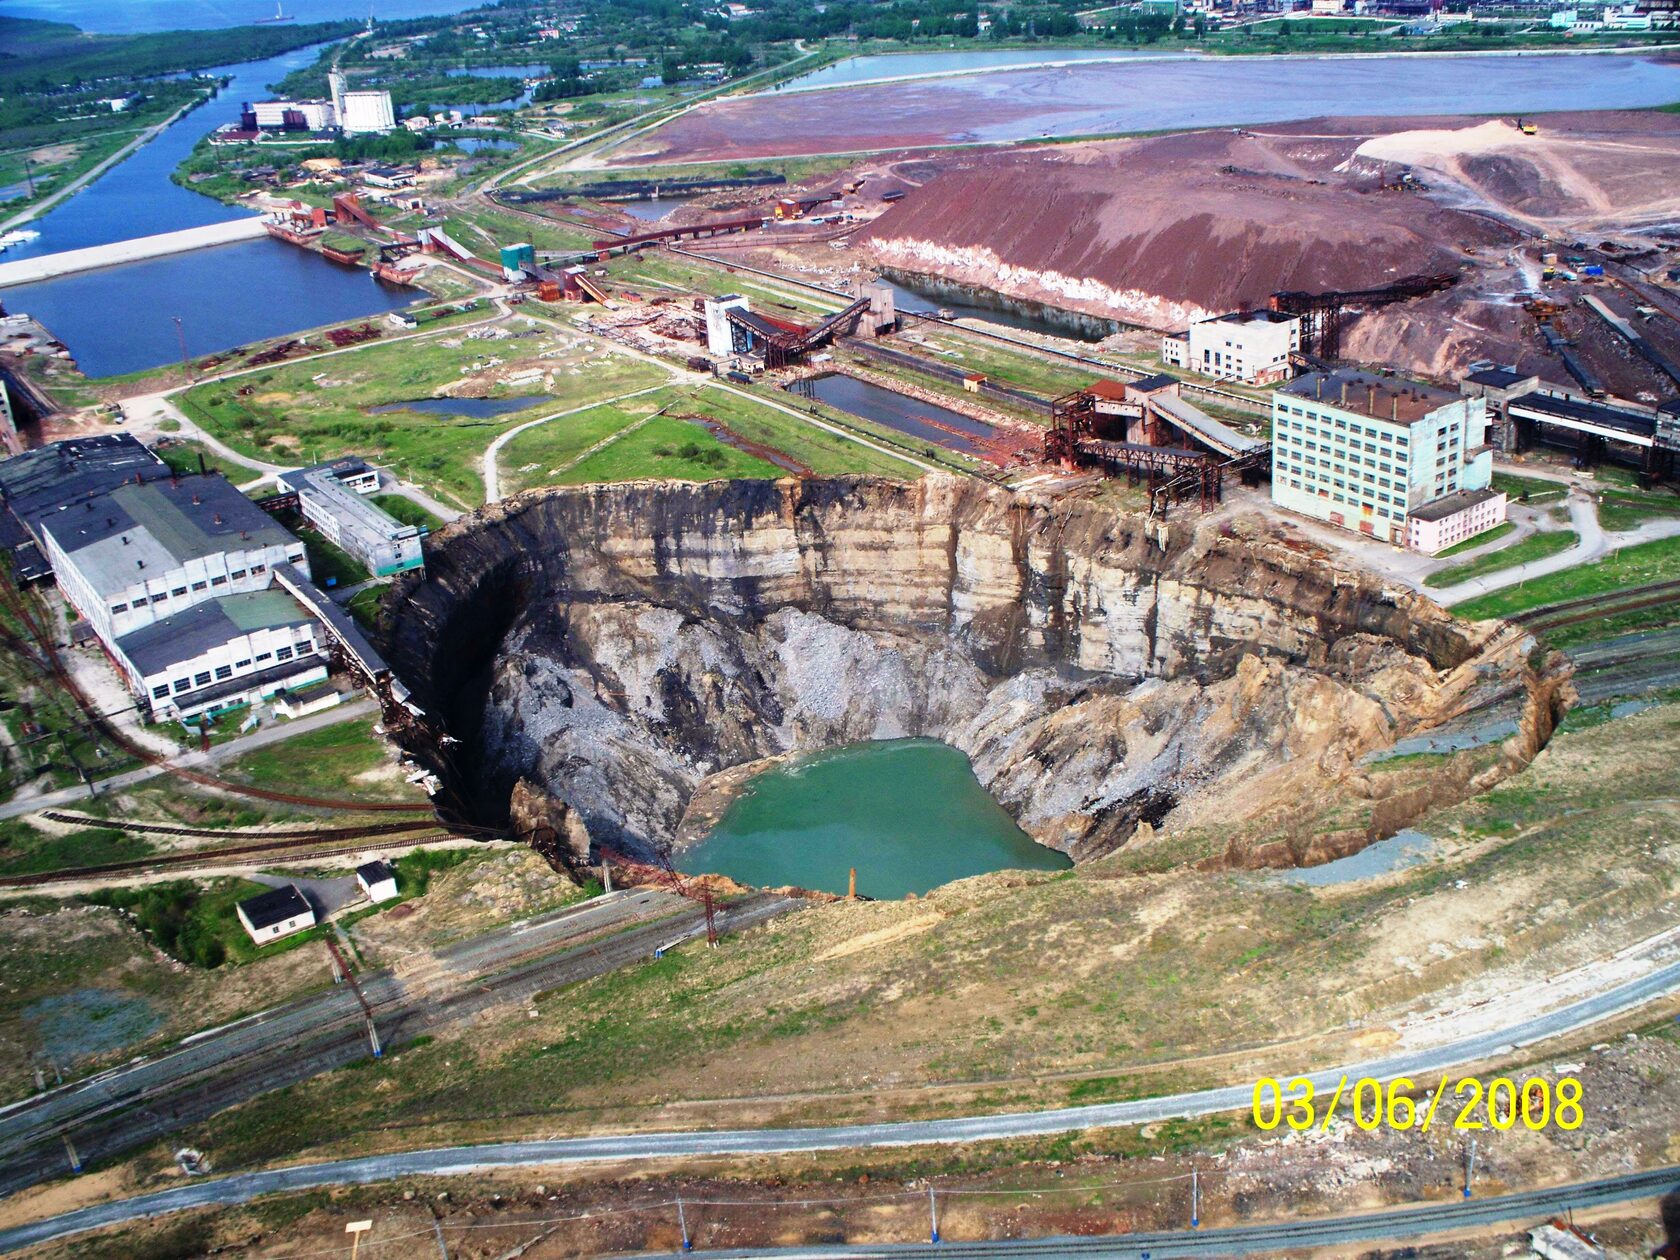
[380,476,1570,891]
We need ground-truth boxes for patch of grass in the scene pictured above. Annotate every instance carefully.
[87,878,304,969]
[370,494,443,531]
[559,413,784,483]
[175,329,666,507]
[1425,530,1577,589]
[0,820,151,876]
[1456,533,1680,619]
[1433,520,1515,558]
[693,386,921,478]
[149,438,245,481]
[1492,471,1567,504]
[393,846,480,897]
[346,583,392,630]
[1544,601,1680,649]
[295,524,370,590]
[217,716,423,805]
[1597,489,1680,533]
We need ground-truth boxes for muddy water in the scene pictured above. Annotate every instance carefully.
[790,372,999,457]
[677,739,1070,898]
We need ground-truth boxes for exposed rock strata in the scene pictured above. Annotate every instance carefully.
[382,477,1558,874]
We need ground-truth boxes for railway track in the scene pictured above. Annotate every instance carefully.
[1512,576,1680,632]
[0,893,797,1198]
[0,568,435,816]
[0,830,466,889]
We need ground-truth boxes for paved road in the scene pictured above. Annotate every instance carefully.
[0,698,377,823]
[4,948,1675,1253]
[619,1166,1680,1258]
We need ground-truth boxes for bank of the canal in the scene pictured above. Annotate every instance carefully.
[1,42,420,378]
[677,739,1071,899]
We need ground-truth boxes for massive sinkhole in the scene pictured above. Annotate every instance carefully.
[379,476,1566,886]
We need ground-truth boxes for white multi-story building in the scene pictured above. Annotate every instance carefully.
[340,90,397,136]
[1270,370,1506,552]
[38,474,308,646]
[27,467,330,720]
[279,459,425,580]
[1160,311,1301,386]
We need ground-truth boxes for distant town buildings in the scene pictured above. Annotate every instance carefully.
[1269,370,1506,552]
[1160,310,1302,386]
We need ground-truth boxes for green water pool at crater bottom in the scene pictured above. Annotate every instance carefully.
[676,739,1071,898]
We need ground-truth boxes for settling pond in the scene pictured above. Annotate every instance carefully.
[677,739,1070,898]
[790,373,1001,458]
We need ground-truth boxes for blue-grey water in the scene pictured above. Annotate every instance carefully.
[2,0,481,34]
[1275,829,1436,887]
[371,394,552,418]
[776,48,1166,93]
[794,373,1000,457]
[2,42,421,376]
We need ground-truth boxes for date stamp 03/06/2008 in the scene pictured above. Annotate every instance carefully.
[1251,1074,1585,1135]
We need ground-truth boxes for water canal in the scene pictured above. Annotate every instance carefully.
[2,43,419,377]
[677,739,1070,899]
[791,373,1001,459]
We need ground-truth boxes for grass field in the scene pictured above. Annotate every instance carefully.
[216,717,424,805]
[1492,471,1567,504]
[1455,533,1680,619]
[498,386,919,495]
[1433,520,1515,559]
[175,327,667,507]
[371,495,444,531]
[1597,489,1680,533]
[1424,529,1577,589]
[0,820,152,877]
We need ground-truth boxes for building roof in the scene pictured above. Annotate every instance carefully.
[1085,379,1132,401]
[39,474,295,598]
[1205,309,1298,327]
[238,884,312,930]
[1465,367,1531,389]
[1407,486,1502,523]
[277,457,375,493]
[0,434,166,537]
[1128,373,1180,394]
[356,859,396,885]
[116,589,314,676]
[1280,370,1459,425]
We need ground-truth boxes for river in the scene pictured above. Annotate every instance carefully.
[3,0,481,35]
[2,42,417,378]
[677,739,1070,899]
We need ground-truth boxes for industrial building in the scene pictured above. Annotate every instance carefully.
[702,283,895,368]
[0,437,336,721]
[1271,370,1505,551]
[1159,310,1301,385]
[329,71,397,136]
[1047,373,1270,510]
[0,433,166,583]
[278,459,425,579]
[240,99,336,132]
[1463,367,1680,483]
[236,884,317,945]
[37,472,308,647]
[115,588,328,722]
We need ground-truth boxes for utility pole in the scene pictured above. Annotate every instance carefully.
[62,1133,81,1173]
[676,1195,692,1252]
[173,316,193,382]
[928,1185,940,1244]
[1190,1166,1200,1228]
[1463,1138,1477,1199]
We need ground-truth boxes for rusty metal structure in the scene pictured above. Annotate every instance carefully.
[1269,272,1457,358]
[1047,375,1269,512]
[722,296,872,369]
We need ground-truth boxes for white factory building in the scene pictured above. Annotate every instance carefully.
[248,99,337,130]
[21,461,331,722]
[1160,310,1301,386]
[1269,370,1506,552]
[329,72,397,135]
[278,459,425,579]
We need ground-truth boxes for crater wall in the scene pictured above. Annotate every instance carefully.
[382,476,1555,871]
